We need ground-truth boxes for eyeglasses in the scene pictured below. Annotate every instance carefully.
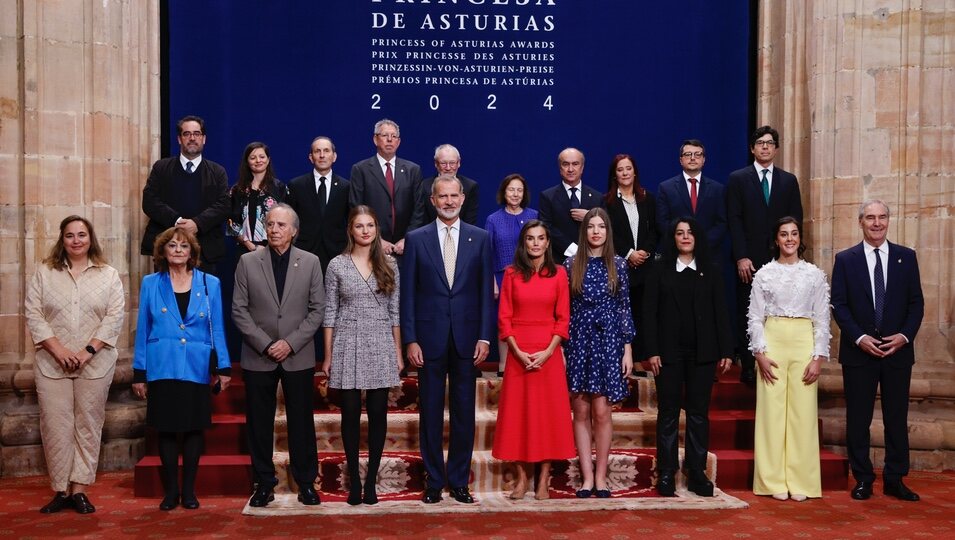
[754,139,777,147]
[437,161,459,167]
[180,131,204,139]
[681,152,704,158]
[376,133,400,141]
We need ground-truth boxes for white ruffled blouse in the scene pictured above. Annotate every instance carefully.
[747,259,831,358]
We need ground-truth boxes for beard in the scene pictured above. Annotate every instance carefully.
[436,206,461,221]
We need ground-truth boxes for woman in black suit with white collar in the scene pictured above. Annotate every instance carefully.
[604,154,658,361]
[643,217,733,498]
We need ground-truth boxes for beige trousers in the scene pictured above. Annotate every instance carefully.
[34,365,115,492]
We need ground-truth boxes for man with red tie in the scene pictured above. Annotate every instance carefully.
[348,119,423,256]
[655,139,727,254]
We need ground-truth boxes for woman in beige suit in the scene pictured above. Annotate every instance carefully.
[25,216,125,514]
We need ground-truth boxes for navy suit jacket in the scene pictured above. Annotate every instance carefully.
[409,174,479,230]
[538,182,603,260]
[348,156,422,243]
[287,171,350,271]
[831,241,924,367]
[656,174,727,253]
[726,164,802,268]
[400,221,494,360]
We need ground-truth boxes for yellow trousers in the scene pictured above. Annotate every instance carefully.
[753,317,821,498]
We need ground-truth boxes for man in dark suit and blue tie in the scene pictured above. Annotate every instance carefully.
[656,139,727,253]
[539,147,603,263]
[287,136,350,274]
[401,174,494,504]
[727,126,803,384]
[831,200,924,502]
[349,119,422,256]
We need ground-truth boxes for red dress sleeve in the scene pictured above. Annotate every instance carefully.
[498,267,516,341]
[553,266,570,341]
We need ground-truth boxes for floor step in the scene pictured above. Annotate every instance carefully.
[134,454,253,497]
[711,449,849,490]
[143,415,249,455]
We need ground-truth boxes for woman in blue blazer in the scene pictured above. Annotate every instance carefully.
[132,227,231,511]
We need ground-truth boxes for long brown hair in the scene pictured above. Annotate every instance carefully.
[344,205,396,296]
[43,215,108,270]
[569,208,619,297]
[512,220,557,282]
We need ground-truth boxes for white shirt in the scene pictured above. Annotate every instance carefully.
[618,190,640,259]
[437,218,460,257]
[753,162,774,192]
[863,240,888,307]
[562,181,582,258]
[747,259,831,358]
[683,172,701,197]
[676,258,697,272]
[376,154,396,178]
[312,170,333,204]
[180,154,203,172]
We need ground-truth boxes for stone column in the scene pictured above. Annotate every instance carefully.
[758,0,955,471]
[0,0,159,476]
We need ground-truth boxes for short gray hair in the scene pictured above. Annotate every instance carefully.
[431,174,464,196]
[858,199,890,220]
[266,203,300,231]
[374,118,400,137]
[433,143,460,160]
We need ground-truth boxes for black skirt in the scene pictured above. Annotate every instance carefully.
[146,379,212,432]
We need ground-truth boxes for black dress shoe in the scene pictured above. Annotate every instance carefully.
[851,480,873,500]
[740,367,756,385]
[363,485,379,505]
[575,488,593,498]
[656,472,676,497]
[298,485,321,505]
[71,493,96,514]
[449,486,474,504]
[687,470,715,497]
[159,493,179,511]
[422,488,443,504]
[884,480,920,501]
[181,493,200,510]
[594,488,612,498]
[39,492,73,514]
[248,486,274,508]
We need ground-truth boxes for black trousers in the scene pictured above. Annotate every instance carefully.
[244,365,317,488]
[654,353,718,473]
[842,360,912,483]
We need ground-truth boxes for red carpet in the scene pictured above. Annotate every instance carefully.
[3,470,953,539]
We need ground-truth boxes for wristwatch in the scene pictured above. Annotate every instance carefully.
[85,345,97,355]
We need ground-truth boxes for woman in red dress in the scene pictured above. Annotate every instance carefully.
[492,220,576,500]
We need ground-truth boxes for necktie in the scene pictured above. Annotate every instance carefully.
[316,176,327,215]
[569,187,580,209]
[385,162,396,231]
[873,248,885,328]
[186,161,194,174]
[760,168,770,204]
[689,177,698,213]
[443,226,456,288]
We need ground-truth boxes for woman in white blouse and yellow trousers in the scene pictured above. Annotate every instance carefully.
[748,217,830,501]
[25,216,125,514]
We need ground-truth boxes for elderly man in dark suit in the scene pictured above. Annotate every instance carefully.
[539,147,603,263]
[287,136,350,273]
[141,115,229,274]
[726,126,803,384]
[656,139,727,253]
[831,200,924,502]
[401,175,494,505]
[408,143,479,230]
[232,203,326,508]
[348,118,422,256]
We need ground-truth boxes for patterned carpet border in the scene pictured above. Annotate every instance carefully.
[241,489,748,516]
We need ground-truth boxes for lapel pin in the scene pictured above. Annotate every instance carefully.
[468,237,472,242]
[897,259,901,263]
[294,263,299,267]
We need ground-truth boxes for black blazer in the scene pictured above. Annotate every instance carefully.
[538,182,603,260]
[287,171,350,272]
[409,174,479,230]
[605,191,658,286]
[642,261,733,365]
[831,241,924,368]
[726,164,802,268]
[348,155,422,243]
[655,174,727,253]
[141,156,230,263]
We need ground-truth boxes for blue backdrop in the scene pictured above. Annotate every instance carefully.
[166,0,752,217]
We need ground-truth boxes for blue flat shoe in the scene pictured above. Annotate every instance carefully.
[595,489,612,498]
[575,488,593,498]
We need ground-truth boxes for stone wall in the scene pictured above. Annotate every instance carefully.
[0,0,158,476]
[757,0,955,470]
